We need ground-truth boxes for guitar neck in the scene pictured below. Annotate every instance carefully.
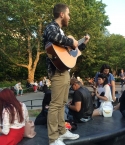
[78,37,85,46]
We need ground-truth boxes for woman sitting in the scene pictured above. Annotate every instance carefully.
[92,73,113,116]
[0,88,29,145]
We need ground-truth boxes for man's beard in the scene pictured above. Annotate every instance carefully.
[61,17,68,27]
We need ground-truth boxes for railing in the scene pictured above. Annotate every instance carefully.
[23,99,43,109]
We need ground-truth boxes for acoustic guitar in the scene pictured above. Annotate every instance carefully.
[45,37,88,72]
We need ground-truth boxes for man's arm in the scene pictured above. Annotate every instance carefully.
[110,74,116,101]
[69,102,81,112]
[44,25,75,48]
[111,80,116,102]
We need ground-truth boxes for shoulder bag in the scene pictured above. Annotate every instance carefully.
[24,120,36,138]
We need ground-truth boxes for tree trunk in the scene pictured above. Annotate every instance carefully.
[28,68,35,82]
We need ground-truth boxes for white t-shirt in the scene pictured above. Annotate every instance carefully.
[39,81,43,86]
[2,103,29,135]
[34,82,38,86]
[97,85,112,102]
[14,83,22,90]
[97,85,113,115]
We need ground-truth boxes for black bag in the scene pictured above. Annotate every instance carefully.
[34,110,47,125]
[97,92,105,108]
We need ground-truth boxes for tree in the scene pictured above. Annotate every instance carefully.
[0,0,54,82]
[0,0,111,81]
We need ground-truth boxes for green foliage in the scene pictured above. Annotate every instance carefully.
[0,81,17,88]
[28,109,42,117]
[115,77,121,82]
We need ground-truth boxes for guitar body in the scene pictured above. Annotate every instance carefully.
[45,43,81,72]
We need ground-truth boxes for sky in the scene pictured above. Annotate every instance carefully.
[102,0,125,36]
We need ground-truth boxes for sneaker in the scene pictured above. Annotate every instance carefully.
[80,117,92,123]
[50,139,65,145]
[59,129,79,141]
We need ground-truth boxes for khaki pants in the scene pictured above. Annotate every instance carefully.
[47,70,70,143]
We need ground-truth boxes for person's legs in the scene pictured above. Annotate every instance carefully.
[16,89,19,95]
[33,86,37,92]
[0,127,24,145]
[47,70,70,143]
[65,106,74,121]
[58,71,70,135]
[20,89,23,95]
[92,109,100,116]
[121,79,124,87]
[123,79,125,85]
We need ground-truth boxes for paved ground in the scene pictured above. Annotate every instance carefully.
[17,91,44,110]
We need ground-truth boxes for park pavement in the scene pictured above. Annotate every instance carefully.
[17,91,45,110]
[16,84,123,121]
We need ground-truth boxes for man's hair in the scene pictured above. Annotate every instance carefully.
[70,78,82,86]
[53,3,69,19]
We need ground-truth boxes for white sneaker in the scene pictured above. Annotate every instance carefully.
[50,139,65,145]
[59,129,79,141]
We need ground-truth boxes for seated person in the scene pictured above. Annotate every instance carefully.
[92,74,113,117]
[0,89,29,144]
[33,81,38,92]
[65,78,93,123]
[26,79,32,88]
[119,69,125,87]
[39,80,43,91]
[43,77,51,88]
[114,90,125,117]
[35,89,51,125]
[14,82,23,96]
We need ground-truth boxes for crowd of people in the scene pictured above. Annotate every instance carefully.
[12,77,51,96]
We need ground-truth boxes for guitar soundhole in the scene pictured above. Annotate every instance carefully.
[70,49,78,57]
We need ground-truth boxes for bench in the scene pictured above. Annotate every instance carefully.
[18,110,125,145]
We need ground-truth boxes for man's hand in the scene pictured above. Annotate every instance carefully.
[84,34,90,45]
[68,35,78,49]
[73,39,78,48]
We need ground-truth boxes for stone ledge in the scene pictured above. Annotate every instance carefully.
[18,111,125,145]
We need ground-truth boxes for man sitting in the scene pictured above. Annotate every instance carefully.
[14,82,23,96]
[66,78,93,123]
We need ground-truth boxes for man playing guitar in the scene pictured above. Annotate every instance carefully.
[43,3,90,145]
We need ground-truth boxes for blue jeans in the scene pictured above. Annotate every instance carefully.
[121,110,125,117]
[65,106,92,123]
[16,89,23,95]
[65,106,74,121]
